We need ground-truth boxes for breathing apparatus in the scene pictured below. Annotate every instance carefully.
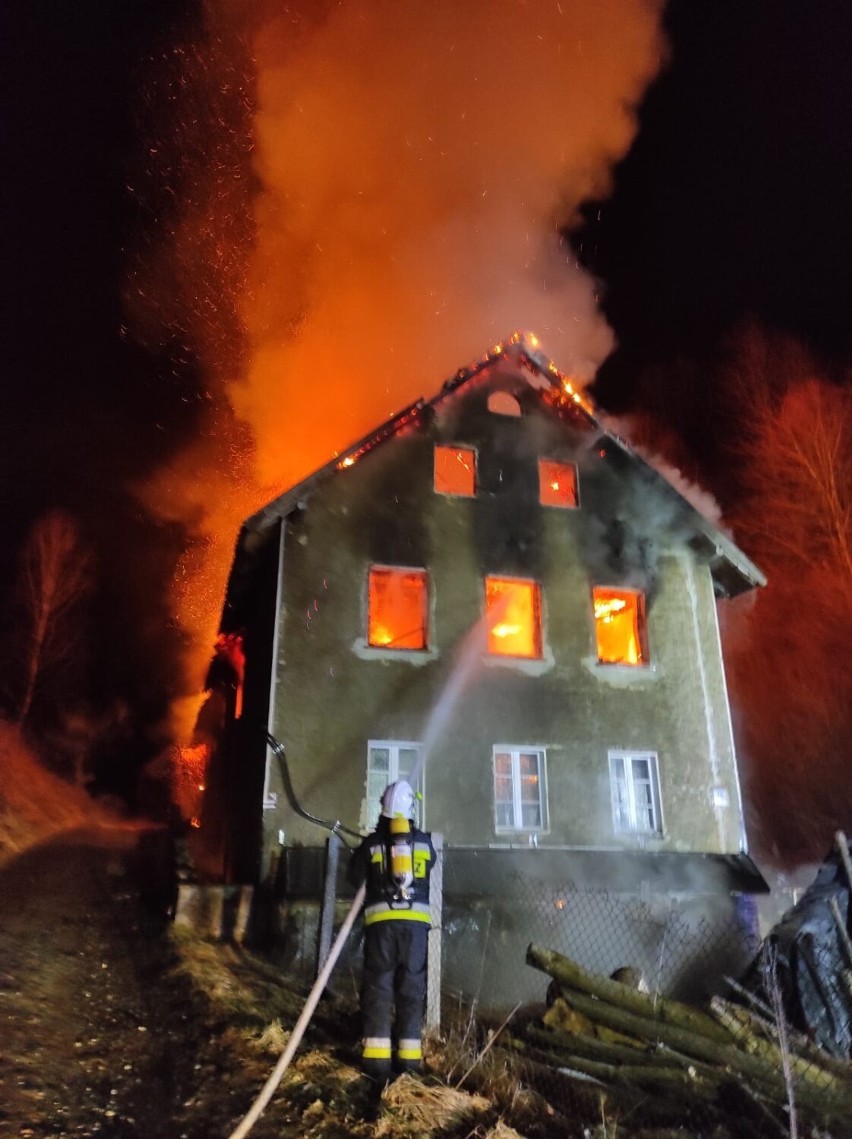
[381,781,416,903]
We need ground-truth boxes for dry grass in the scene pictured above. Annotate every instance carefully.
[375,1073,491,1137]
[0,719,109,866]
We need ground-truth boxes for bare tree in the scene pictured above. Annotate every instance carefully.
[14,510,93,725]
[735,378,852,586]
[721,328,852,863]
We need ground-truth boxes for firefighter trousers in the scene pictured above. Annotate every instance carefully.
[360,920,428,1082]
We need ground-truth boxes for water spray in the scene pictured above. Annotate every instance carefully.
[227,619,491,1135]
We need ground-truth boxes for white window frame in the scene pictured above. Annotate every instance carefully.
[608,750,663,836]
[492,746,549,833]
[365,740,423,829]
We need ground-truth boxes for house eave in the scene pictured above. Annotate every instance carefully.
[442,847,770,897]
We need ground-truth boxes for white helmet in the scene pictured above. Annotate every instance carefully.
[381,780,414,820]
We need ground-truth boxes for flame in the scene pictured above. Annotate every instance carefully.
[594,596,627,622]
[492,622,522,639]
[486,577,541,658]
[593,588,644,665]
[129,1,666,745]
[172,742,211,822]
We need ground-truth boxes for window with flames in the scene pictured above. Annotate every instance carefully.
[593,587,648,666]
[486,577,542,658]
[368,566,429,650]
[538,459,578,508]
[434,445,476,496]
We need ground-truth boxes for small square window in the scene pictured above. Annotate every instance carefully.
[434,445,476,496]
[486,577,542,658]
[368,567,428,650]
[609,750,662,835]
[493,746,548,832]
[538,459,578,508]
[593,587,648,666]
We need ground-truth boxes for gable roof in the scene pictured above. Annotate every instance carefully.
[242,333,765,599]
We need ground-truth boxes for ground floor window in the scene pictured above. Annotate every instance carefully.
[493,746,548,832]
[366,741,422,828]
[609,750,662,835]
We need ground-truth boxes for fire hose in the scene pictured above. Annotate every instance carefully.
[226,881,366,1139]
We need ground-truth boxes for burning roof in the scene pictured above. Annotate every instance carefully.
[242,333,765,599]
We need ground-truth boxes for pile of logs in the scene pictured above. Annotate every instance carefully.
[513,944,852,1135]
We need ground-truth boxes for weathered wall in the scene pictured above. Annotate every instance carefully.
[260,364,744,870]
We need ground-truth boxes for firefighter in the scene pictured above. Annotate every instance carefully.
[348,780,436,1085]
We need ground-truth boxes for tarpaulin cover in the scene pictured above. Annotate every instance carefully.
[741,850,852,1058]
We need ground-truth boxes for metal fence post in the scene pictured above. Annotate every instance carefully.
[316,833,341,976]
[426,833,443,1031]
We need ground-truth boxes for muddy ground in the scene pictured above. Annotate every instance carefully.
[0,827,563,1139]
[0,828,362,1138]
[5,827,839,1139]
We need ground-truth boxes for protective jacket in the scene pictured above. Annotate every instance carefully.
[349,817,435,925]
[349,817,436,1081]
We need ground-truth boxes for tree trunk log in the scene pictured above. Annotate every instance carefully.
[527,942,732,1043]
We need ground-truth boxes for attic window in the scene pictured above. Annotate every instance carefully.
[539,459,578,508]
[487,391,522,416]
[593,587,647,666]
[434,445,476,496]
[486,577,542,658]
[368,567,428,650]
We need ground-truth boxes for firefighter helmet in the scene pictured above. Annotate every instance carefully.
[381,780,415,820]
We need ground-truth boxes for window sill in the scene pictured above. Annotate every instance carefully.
[483,650,554,677]
[351,639,438,665]
[612,832,666,851]
[584,656,658,685]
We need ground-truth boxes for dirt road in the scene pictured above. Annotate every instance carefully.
[0,825,207,1138]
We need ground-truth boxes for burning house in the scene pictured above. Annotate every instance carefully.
[198,334,768,1006]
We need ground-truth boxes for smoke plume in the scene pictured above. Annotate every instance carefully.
[132,0,666,740]
[233,0,666,484]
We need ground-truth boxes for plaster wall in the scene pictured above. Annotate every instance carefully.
[260,377,744,863]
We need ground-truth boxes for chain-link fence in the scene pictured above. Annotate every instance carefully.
[440,862,762,1012]
[270,841,851,1136]
[438,869,850,1138]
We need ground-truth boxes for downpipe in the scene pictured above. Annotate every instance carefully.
[226,881,366,1139]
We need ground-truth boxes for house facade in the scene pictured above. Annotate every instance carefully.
[201,335,767,1004]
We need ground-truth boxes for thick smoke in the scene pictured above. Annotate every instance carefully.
[134,0,666,740]
[231,0,666,485]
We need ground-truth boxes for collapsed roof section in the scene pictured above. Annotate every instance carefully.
[242,332,765,600]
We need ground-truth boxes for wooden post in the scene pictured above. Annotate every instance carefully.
[316,833,342,976]
[426,833,444,1031]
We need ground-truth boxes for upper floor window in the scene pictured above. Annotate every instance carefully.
[486,577,542,658]
[368,566,428,650]
[434,445,476,496]
[609,750,662,835]
[366,740,422,828]
[487,391,522,417]
[539,459,578,508]
[494,746,548,832]
[593,587,648,666]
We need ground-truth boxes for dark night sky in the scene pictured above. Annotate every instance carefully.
[1,1,851,779]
